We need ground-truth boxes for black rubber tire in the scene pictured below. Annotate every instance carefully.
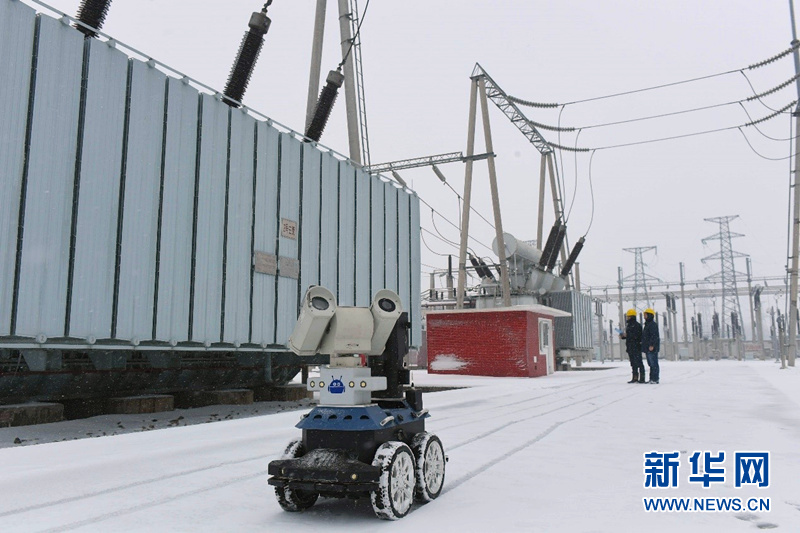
[411,432,446,501]
[274,439,319,512]
[370,441,416,520]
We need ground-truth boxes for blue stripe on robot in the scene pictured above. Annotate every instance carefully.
[328,376,345,394]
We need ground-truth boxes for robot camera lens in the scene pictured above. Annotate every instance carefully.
[378,298,396,312]
[310,296,330,310]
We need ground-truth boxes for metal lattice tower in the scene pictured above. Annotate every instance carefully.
[623,246,660,310]
[701,216,748,340]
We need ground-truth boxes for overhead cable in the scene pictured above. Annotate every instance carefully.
[415,196,494,254]
[736,128,796,161]
[524,73,799,133]
[583,150,597,238]
[737,102,792,141]
[745,100,797,127]
[554,100,796,151]
[510,43,799,108]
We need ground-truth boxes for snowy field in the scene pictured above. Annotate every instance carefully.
[1,360,798,532]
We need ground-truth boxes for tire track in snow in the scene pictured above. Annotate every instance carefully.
[445,391,612,451]
[37,471,265,533]
[442,392,636,494]
[433,379,620,432]
[431,373,618,426]
[436,370,702,438]
[440,369,703,493]
[0,453,275,520]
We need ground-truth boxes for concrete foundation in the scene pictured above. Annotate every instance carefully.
[174,389,254,409]
[106,395,174,415]
[0,403,63,427]
[252,384,312,402]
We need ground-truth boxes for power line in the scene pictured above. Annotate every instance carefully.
[420,230,449,257]
[583,150,597,238]
[736,127,796,161]
[415,195,494,254]
[556,100,796,152]
[524,73,799,133]
[509,43,800,108]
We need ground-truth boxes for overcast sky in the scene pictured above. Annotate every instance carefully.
[29,0,800,315]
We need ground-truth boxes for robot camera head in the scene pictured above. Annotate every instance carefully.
[288,286,337,356]
[288,286,403,356]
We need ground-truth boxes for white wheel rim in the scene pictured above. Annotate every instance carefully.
[424,441,445,494]
[390,451,415,514]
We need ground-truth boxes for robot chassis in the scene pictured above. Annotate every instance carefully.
[267,286,446,520]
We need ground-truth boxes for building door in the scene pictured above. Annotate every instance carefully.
[539,318,554,375]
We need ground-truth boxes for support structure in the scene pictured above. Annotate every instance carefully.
[701,216,748,340]
[595,299,604,362]
[622,246,659,310]
[306,0,327,131]
[365,151,491,174]
[617,267,625,361]
[787,0,800,366]
[680,262,689,343]
[347,0,371,166]
[472,64,575,288]
[746,258,757,342]
[456,75,511,308]
[456,81,479,309]
[337,0,361,164]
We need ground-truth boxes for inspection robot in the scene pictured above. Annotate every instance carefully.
[268,286,446,520]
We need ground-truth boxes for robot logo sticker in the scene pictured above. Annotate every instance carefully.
[328,377,345,394]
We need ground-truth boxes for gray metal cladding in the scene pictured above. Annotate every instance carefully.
[299,145,322,295]
[14,15,84,338]
[410,196,422,346]
[155,76,198,343]
[191,94,229,344]
[338,160,356,306]
[370,177,386,291]
[275,133,301,345]
[223,109,256,346]
[319,151,339,294]
[1,3,422,349]
[0,0,35,336]
[354,169,371,306]
[251,121,279,346]
[68,38,128,340]
[547,290,593,350]
[398,191,411,319]
[384,183,399,292]
[115,60,168,342]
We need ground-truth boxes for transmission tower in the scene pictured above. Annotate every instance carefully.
[623,246,661,310]
[701,216,748,340]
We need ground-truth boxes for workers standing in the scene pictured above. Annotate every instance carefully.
[620,309,645,383]
[643,308,660,384]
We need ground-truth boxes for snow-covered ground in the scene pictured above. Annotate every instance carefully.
[1,360,798,532]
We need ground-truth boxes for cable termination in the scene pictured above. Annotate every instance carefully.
[747,41,800,70]
[746,74,800,102]
[507,95,560,108]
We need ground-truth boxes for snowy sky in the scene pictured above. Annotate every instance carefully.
[28,0,800,300]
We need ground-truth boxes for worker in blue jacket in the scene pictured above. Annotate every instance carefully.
[642,308,660,384]
[619,309,645,383]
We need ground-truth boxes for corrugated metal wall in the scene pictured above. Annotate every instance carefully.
[545,290,594,350]
[0,1,422,349]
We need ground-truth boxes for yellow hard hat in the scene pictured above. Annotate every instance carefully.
[626,309,637,317]
[644,308,655,316]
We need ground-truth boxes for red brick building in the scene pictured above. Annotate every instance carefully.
[425,306,570,378]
